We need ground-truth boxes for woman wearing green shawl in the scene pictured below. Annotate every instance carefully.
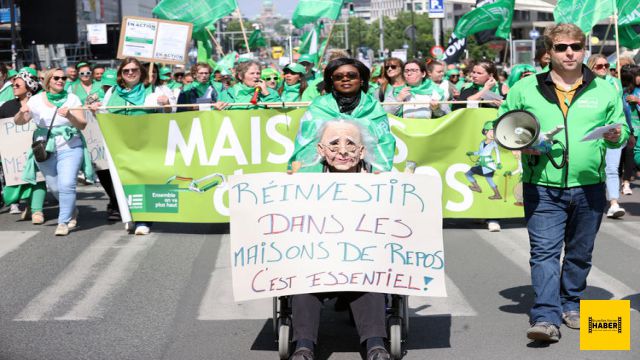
[14,68,94,236]
[452,61,503,111]
[219,60,281,109]
[289,58,396,173]
[68,61,103,105]
[177,62,226,112]
[278,63,307,102]
[385,59,449,119]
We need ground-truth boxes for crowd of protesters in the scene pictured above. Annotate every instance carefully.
[0,47,639,236]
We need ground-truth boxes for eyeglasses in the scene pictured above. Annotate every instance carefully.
[122,68,140,75]
[552,43,583,52]
[79,71,92,76]
[385,65,399,70]
[12,83,22,88]
[52,76,68,81]
[593,63,609,70]
[320,143,360,153]
[404,68,421,74]
[263,77,279,81]
[331,71,359,81]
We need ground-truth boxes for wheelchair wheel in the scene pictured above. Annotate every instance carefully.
[277,318,291,359]
[389,317,402,359]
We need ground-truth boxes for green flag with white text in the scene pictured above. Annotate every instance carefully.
[553,0,613,33]
[292,0,344,29]
[618,0,640,26]
[153,0,237,33]
[453,0,514,40]
[618,25,640,48]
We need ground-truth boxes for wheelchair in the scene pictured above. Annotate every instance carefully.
[273,294,409,359]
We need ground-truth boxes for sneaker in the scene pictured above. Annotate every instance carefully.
[606,204,625,218]
[31,211,45,225]
[107,206,121,221]
[487,220,501,232]
[55,223,69,236]
[9,204,21,214]
[622,183,632,195]
[289,347,314,360]
[68,208,79,229]
[526,322,561,342]
[134,224,151,236]
[366,346,391,360]
[562,310,580,329]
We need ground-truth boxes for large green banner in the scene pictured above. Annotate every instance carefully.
[98,108,524,222]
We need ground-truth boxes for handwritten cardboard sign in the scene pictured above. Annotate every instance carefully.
[0,117,44,186]
[229,172,446,301]
[117,16,192,65]
[82,111,108,171]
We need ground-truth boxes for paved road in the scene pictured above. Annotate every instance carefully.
[0,182,638,359]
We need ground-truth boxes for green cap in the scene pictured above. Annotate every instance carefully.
[159,66,172,80]
[75,61,90,69]
[7,69,17,79]
[298,54,316,65]
[101,69,118,87]
[19,67,37,77]
[284,63,306,75]
[445,69,460,76]
[483,121,494,132]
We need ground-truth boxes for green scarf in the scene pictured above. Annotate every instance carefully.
[70,81,103,105]
[0,82,14,104]
[281,83,301,102]
[219,83,281,109]
[190,81,211,97]
[289,91,395,173]
[115,83,147,106]
[167,80,182,90]
[107,84,154,115]
[408,79,443,96]
[46,90,69,107]
[391,84,405,97]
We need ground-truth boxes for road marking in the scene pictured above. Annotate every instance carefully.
[0,231,39,259]
[599,221,640,252]
[198,235,477,320]
[475,228,638,305]
[15,231,155,321]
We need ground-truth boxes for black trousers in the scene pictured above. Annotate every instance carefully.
[291,292,387,344]
[96,169,118,208]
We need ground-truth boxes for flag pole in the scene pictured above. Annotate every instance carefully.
[503,33,510,66]
[320,20,337,63]
[613,7,621,76]
[236,8,251,53]
[206,27,225,57]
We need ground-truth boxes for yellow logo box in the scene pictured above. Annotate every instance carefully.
[580,300,630,351]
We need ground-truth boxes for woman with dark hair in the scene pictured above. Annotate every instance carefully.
[377,58,406,114]
[452,61,503,111]
[289,57,395,173]
[278,63,307,102]
[219,60,280,109]
[386,59,449,118]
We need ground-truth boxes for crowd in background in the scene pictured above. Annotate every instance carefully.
[0,48,639,235]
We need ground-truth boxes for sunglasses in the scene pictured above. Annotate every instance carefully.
[552,43,583,52]
[79,71,92,76]
[385,65,399,70]
[122,68,140,75]
[12,83,22,88]
[593,63,609,70]
[331,71,359,81]
[52,76,68,81]
[263,77,279,81]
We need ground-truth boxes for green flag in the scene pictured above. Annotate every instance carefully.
[292,0,344,29]
[618,0,640,26]
[618,25,640,48]
[298,24,321,54]
[153,0,237,33]
[453,0,514,40]
[193,24,216,63]
[553,0,613,33]
[248,29,267,49]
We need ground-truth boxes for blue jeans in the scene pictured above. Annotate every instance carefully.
[37,145,84,224]
[523,183,606,327]
[604,145,624,200]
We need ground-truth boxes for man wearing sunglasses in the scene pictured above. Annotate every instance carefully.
[497,23,629,343]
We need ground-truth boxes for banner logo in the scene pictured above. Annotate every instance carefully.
[580,300,630,351]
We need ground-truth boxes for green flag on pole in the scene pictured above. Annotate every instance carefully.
[193,24,217,63]
[153,0,237,33]
[618,25,640,48]
[553,0,614,33]
[618,0,640,26]
[452,0,514,40]
[247,29,268,49]
[292,0,344,29]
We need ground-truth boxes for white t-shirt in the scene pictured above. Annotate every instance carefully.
[27,92,83,149]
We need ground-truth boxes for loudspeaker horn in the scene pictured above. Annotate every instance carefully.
[494,110,541,150]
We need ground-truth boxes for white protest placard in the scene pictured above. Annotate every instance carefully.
[229,172,446,302]
[0,117,45,186]
[117,16,193,65]
[81,111,109,171]
[87,23,108,45]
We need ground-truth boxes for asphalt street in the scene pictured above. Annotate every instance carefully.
[0,181,638,360]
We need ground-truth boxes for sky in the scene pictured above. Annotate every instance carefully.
[237,0,298,19]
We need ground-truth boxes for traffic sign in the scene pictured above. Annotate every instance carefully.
[428,0,445,19]
[529,29,540,40]
[430,45,445,58]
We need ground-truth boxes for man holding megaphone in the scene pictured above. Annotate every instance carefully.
[494,23,629,343]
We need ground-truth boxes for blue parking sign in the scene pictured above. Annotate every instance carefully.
[428,0,445,19]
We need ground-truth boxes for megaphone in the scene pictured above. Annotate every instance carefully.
[494,110,564,154]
